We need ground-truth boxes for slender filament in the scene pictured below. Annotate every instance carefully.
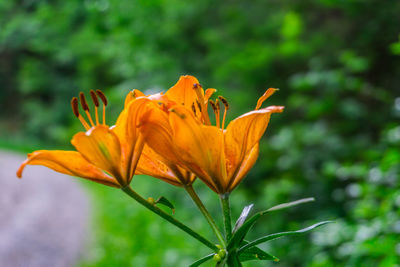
[218,96,229,130]
[71,97,90,130]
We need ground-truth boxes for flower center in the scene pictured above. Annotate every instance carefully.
[191,83,230,130]
[71,90,108,130]
[192,83,212,125]
[209,96,229,130]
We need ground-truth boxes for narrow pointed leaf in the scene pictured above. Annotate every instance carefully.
[228,213,261,249]
[266,197,315,212]
[228,197,316,249]
[189,253,215,267]
[238,221,333,253]
[233,204,254,233]
[238,240,279,262]
[155,196,175,214]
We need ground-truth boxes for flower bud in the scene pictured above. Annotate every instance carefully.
[213,254,221,262]
[147,197,155,205]
[218,249,226,259]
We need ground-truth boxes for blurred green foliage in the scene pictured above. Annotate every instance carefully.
[1,0,399,266]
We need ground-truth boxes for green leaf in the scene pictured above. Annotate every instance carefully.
[228,213,261,250]
[233,204,254,233]
[228,198,315,250]
[238,221,333,253]
[155,196,175,214]
[189,253,215,267]
[266,197,315,212]
[238,241,279,262]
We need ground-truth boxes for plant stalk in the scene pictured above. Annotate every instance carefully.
[219,193,232,241]
[185,185,227,247]
[122,186,218,252]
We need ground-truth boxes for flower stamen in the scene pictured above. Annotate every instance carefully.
[71,97,90,130]
[215,98,221,128]
[90,90,100,125]
[209,99,220,128]
[218,96,229,130]
[96,90,108,125]
[79,92,95,127]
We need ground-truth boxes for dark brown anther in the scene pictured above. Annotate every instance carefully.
[218,96,229,109]
[79,92,90,111]
[90,90,99,107]
[209,99,217,111]
[96,90,108,106]
[71,97,80,117]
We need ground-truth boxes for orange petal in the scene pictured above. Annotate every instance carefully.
[136,145,182,186]
[71,125,123,182]
[113,98,152,178]
[113,97,151,145]
[227,144,259,192]
[224,105,284,187]
[139,103,181,164]
[255,88,279,110]
[169,105,226,192]
[165,75,202,108]
[124,89,145,108]
[16,150,119,187]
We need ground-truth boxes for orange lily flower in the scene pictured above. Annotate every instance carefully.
[116,75,216,187]
[122,88,197,186]
[137,76,284,194]
[17,90,144,188]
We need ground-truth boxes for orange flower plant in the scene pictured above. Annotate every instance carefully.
[16,77,331,266]
[17,89,219,252]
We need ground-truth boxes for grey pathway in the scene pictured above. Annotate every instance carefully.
[0,150,90,267]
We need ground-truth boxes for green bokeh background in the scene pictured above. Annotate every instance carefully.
[1,0,399,266]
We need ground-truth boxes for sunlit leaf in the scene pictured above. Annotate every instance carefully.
[228,198,316,249]
[266,197,315,212]
[238,221,333,253]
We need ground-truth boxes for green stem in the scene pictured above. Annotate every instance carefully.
[215,258,227,267]
[185,185,227,247]
[219,193,232,241]
[122,186,218,252]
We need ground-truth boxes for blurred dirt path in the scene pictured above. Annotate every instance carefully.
[0,150,90,267]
